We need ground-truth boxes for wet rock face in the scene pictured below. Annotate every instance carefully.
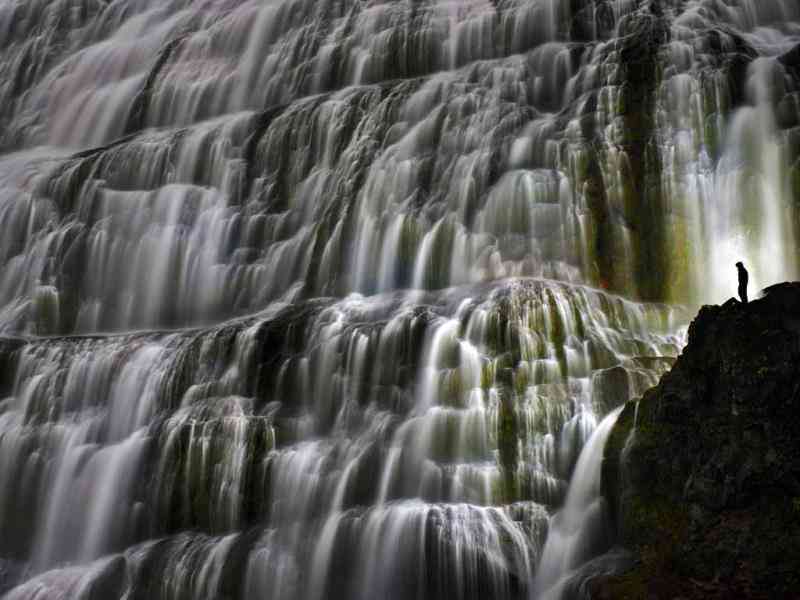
[0,277,684,600]
[0,0,796,335]
[601,282,800,598]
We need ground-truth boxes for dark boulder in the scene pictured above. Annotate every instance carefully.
[598,283,800,598]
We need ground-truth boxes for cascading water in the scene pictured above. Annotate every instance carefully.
[0,0,797,599]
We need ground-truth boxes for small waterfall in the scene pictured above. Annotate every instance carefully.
[0,0,797,598]
[533,406,624,598]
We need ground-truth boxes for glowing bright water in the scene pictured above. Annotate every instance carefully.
[0,0,797,598]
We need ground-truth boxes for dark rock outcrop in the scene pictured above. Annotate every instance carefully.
[598,283,800,599]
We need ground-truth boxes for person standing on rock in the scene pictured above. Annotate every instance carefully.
[736,261,749,304]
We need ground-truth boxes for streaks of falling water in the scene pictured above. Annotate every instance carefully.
[0,0,797,599]
[0,1,792,333]
[532,405,624,599]
[659,0,800,304]
[0,280,683,599]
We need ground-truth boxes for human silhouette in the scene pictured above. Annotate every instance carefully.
[736,261,749,304]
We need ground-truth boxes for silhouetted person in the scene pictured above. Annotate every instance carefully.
[736,261,749,304]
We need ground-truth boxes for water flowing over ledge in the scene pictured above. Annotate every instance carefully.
[0,0,795,334]
[0,0,798,598]
[0,279,683,598]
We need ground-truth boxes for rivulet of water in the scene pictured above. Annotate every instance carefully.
[0,0,797,598]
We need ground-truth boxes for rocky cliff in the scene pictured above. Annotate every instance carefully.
[598,283,800,599]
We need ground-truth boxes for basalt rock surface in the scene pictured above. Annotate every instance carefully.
[599,282,800,599]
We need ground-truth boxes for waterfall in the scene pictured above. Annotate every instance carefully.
[533,405,624,598]
[0,0,797,598]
